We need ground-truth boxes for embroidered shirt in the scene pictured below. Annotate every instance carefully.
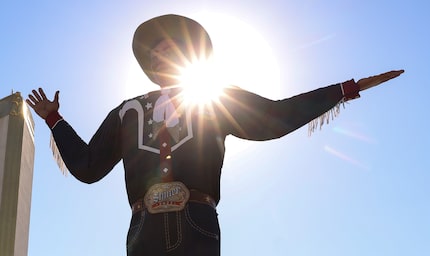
[50,84,346,205]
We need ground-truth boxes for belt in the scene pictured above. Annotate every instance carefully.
[132,189,217,214]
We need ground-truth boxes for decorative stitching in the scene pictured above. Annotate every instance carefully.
[126,210,146,249]
[164,213,170,249]
[166,212,182,252]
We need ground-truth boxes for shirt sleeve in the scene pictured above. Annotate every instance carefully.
[49,106,123,183]
[216,83,346,140]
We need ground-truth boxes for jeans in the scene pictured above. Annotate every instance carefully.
[127,202,220,255]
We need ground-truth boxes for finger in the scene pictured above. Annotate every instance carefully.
[39,88,48,100]
[369,70,404,85]
[383,71,401,79]
[382,70,404,79]
[25,99,36,108]
[32,89,42,101]
[381,70,403,81]
[53,91,59,103]
[27,94,38,104]
[390,69,405,78]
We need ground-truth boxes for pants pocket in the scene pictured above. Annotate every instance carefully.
[126,210,146,248]
[185,203,220,240]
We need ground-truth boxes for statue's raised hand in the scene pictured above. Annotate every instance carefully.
[26,88,60,119]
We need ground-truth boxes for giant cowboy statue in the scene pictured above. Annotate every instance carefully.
[26,14,404,255]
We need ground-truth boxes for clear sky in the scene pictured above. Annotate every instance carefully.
[1,0,429,255]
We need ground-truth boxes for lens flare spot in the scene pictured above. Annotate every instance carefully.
[324,145,369,170]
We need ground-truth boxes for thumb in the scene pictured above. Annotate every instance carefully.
[54,91,60,103]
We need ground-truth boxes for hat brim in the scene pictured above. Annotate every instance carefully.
[132,14,213,85]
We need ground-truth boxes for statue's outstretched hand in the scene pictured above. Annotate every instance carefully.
[26,88,60,120]
[357,70,404,91]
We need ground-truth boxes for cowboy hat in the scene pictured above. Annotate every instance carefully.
[132,14,213,85]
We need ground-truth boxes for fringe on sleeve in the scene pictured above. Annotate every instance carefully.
[50,133,69,176]
[308,99,346,136]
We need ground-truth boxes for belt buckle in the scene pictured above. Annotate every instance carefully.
[144,182,190,214]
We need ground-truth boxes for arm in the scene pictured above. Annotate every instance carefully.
[218,83,347,140]
[26,88,122,183]
[217,70,404,140]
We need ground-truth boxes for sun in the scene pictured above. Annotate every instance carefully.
[190,12,282,157]
[125,13,281,157]
[176,12,282,108]
[125,13,280,100]
[194,12,281,99]
[178,58,225,106]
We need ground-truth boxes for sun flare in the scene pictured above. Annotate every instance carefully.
[178,59,225,106]
[195,12,281,99]
[125,12,281,158]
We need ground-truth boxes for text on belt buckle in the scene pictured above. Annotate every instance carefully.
[144,182,190,214]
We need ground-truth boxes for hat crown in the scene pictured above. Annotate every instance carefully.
[133,14,213,85]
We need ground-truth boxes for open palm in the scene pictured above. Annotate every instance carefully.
[26,88,60,119]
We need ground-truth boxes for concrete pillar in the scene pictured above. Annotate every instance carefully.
[0,92,35,256]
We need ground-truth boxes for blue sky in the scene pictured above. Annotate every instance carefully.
[1,0,429,255]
